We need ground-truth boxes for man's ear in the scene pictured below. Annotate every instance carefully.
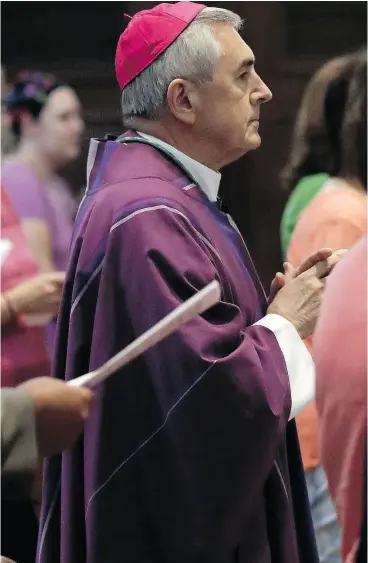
[167,79,199,125]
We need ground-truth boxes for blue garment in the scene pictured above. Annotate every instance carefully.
[305,465,342,563]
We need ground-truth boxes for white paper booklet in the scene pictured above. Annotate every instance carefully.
[69,280,221,389]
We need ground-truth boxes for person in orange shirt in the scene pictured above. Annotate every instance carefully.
[287,52,367,562]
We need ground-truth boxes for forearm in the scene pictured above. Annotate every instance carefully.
[1,292,17,326]
[22,218,55,273]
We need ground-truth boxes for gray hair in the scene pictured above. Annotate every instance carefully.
[121,7,242,122]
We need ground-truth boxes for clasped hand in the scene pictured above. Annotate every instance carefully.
[268,248,347,339]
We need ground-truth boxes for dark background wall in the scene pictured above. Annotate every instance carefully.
[2,1,366,284]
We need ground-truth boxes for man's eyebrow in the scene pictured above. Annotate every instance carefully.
[237,57,255,72]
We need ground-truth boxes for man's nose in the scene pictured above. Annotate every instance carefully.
[260,82,273,103]
[251,76,273,105]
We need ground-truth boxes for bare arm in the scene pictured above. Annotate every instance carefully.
[22,218,55,273]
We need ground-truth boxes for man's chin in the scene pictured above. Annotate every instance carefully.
[245,133,262,152]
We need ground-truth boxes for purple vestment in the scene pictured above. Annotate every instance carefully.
[38,132,318,563]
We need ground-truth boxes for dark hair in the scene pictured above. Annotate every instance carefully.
[339,52,367,189]
[281,52,362,192]
[2,70,64,138]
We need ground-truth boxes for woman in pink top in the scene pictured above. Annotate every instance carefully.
[1,187,65,386]
[2,71,84,354]
[287,54,367,562]
[314,237,367,563]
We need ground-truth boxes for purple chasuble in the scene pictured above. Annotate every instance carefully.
[38,132,318,563]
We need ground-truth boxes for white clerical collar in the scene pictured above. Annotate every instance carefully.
[138,132,221,202]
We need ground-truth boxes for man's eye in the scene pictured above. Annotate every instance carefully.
[239,72,249,80]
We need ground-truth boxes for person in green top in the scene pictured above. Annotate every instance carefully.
[281,173,329,255]
[280,51,361,256]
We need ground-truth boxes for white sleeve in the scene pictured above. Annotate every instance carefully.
[254,314,315,420]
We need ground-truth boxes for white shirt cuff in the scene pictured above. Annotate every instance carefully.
[254,314,315,420]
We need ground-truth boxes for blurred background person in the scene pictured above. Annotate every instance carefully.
[288,51,367,264]
[2,71,84,354]
[2,377,93,563]
[314,236,367,563]
[2,378,93,498]
[1,69,69,563]
[1,69,65,388]
[285,52,367,563]
[1,186,65,563]
[1,68,66,388]
[1,187,65,388]
[280,51,359,257]
[280,51,359,562]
